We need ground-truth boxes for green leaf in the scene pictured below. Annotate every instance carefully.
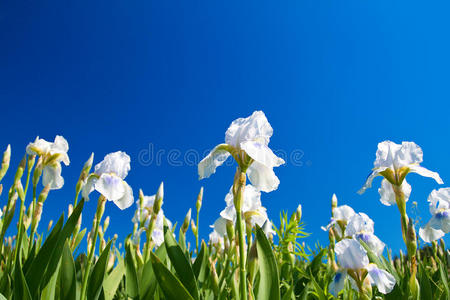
[255,225,281,300]
[163,222,199,300]
[438,258,449,297]
[125,242,139,299]
[139,260,157,300]
[88,240,113,300]
[192,240,210,284]
[150,252,195,300]
[58,241,77,300]
[103,259,125,300]
[14,262,32,300]
[25,214,64,297]
[419,262,432,300]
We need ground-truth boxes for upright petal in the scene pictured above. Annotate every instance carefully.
[211,217,228,237]
[355,233,385,256]
[335,239,369,270]
[332,205,356,222]
[225,111,273,147]
[52,135,70,165]
[94,151,131,179]
[427,188,450,215]
[198,146,231,179]
[247,161,280,192]
[112,181,134,210]
[345,213,374,237]
[95,173,126,201]
[366,264,396,294]
[394,142,423,168]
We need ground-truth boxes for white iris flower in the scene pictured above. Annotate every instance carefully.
[419,188,450,242]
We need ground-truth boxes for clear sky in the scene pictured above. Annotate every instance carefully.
[1,0,449,253]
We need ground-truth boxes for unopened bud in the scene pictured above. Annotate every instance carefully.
[182,209,191,233]
[406,218,417,254]
[139,189,145,209]
[47,220,53,231]
[68,204,73,217]
[38,184,51,204]
[0,145,11,181]
[27,155,36,172]
[191,219,197,236]
[153,182,164,215]
[15,181,25,201]
[196,187,203,212]
[32,156,44,188]
[103,216,110,233]
[14,155,26,185]
[439,238,446,257]
[87,232,92,250]
[331,193,338,210]
[226,220,235,241]
[296,204,302,222]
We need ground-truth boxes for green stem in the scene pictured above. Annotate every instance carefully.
[80,196,106,300]
[143,214,157,262]
[14,197,25,264]
[234,170,248,300]
[195,209,200,254]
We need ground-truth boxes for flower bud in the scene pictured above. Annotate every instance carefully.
[182,209,191,234]
[439,238,446,257]
[32,156,44,188]
[38,184,51,204]
[191,219,197,236]
[226,219,235,241]
[196,187,203,212]
[406,218,417,255]
[14,155,26,185]
[68,204,73,217]
[0,145,11,181]
[103,216,110,233]
[331,193,338,210]
[153,182,164,215]
[47,220,53,232]
[15,180,25,202]
[296,204,302,222]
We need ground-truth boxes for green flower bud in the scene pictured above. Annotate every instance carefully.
[0,145,11,181]
[196,187,203,212]
[182,209,191,233]
[153,182,164,215]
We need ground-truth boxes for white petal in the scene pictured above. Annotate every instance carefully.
[26,137,52,156]
[332,205,356,222]
[198,146,231,179]
[427,212,450,233]
[247,161,280,192]
[366,264,396,294]
[240,141,284,168]
[152,229,164,247]
[42,164,64,190]
[142,195,156,208]
[395,142,423,168]
[378,179,411,206]
[95,173,126,201]
[225,111,273,147]
[220,205,236,222]
[427,188,450,215]
[345,213,374,237]
[374,141,402,169]
[419,225,445,243]
[112,181,134,210]
[94,151,131,179]
[328,271,347,297]
[335,239,369,270]
[51,135,70,165]
[82,175,98,201]
[409,165,443,184]
[355,233,385,256]
[211,217,227,236]
[262,220,276,237]
[358,168,385,195]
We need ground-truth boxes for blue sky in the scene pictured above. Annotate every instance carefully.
[1,0,450,253]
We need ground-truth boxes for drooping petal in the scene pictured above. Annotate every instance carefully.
[42,164,64,190]
[198,146,231,180]
[211,217,227,237]
[419,225,445,243]
[409,165,443,185]
[247,161,280,192]
[220,205,236,222]
[95,173,126,201]
[355,233,385,256]
[378,179,411,206]
[366,263,396,294]
[112,181,134,210]
[335,239,369,270]
[358,168,386,195]
[82,174,98,201]
[94,151,131,179]
[262,220,276,237]
[328,271,347,297]
[240,141,285,168]
[345,213,374,237]
[225,111,273,147]
[426,212,450,233]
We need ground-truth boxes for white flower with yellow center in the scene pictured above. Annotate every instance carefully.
[198,111,285,192]
[26,135,70,190]
[82,151,133,210]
